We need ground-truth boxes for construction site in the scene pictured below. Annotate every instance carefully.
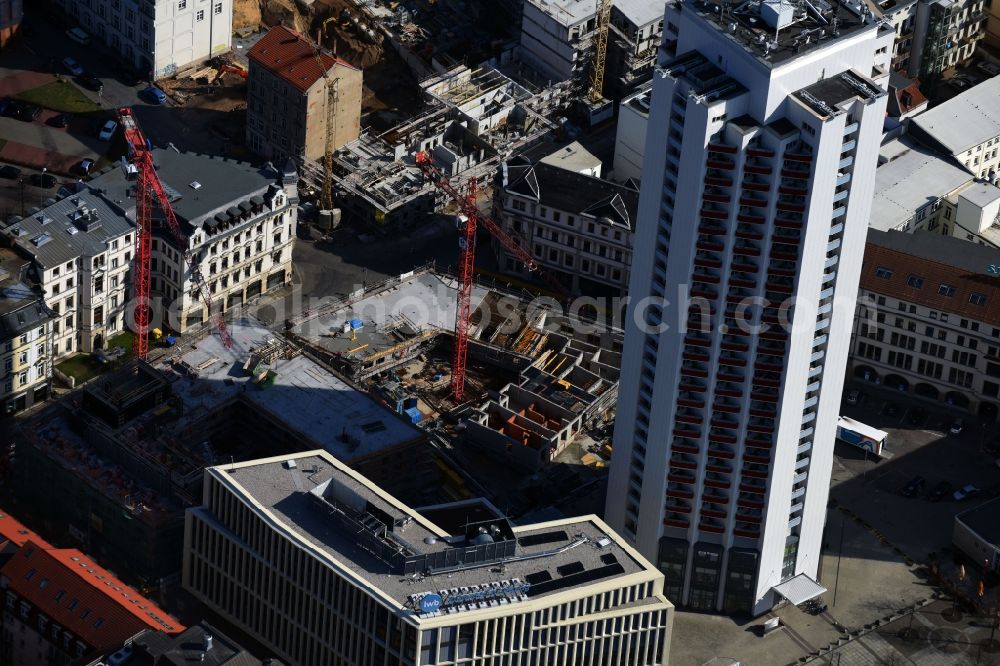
[285,264,623,478]
[12,319,435,586]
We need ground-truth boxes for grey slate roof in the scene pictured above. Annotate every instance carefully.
[503,158,639,230]
[88,150,282,231]
[0,249,55,338]
[866,227,1000,275]
[4,192,133,268]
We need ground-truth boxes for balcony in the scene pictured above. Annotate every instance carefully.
[740,482,766,495]
[701,506,727,519]
[744,164,772,175]
[673,427,701,438]
[703,192,730,204]
[699,522,726,534]
[708,143,738,154]
[784,153,813,163]
[707,446,736,460]
[700,208,729,220]
[742,181,770,192]
[664,517,690,528]
[707,159,735,170]
[675,413,704,424]
[747,148,775,158]
[737,496,764,509]
[734,527,761,539]
[714,386,743,398]
[737,213,765,225]
[705,175,733,187]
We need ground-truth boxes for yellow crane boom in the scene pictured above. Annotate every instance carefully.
[589,0,613,104]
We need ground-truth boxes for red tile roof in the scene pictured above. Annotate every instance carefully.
[2,539,183,653]
[0,510,47,549]
[862,234,1000,327]
[247,25,358,93]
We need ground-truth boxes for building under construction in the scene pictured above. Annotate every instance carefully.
[287,265,624,471]
[13,319,431,586]
[326,65,553,229]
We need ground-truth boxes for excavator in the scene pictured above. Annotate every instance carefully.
[212,63,247,84]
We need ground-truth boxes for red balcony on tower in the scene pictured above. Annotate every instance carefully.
[744,164,772,175]
[708,143,737,154]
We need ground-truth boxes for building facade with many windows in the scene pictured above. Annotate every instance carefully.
[88,151,298,332]
[184,450,674,666]
[246,25,363,165]
[4,193,133,359]
[49,0,232,78]
[852,229,1000,419]
[879,0,986,82]
[605,0,892,615]
[0,249,55,416]
[496,145,638,296]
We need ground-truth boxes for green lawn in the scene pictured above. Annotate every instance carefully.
[56,354,103,384]
[107,330,136,357]
[15,80,101,114]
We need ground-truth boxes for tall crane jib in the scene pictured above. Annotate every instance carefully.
[413,151,571,401]
[589,0,613,104]
[116,107,234,359]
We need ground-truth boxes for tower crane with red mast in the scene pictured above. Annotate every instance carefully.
[117,107,233,359]
[414,151,570,401]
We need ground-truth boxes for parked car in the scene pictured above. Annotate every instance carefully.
[846,389,862,405]
[28,173,56,188]
[76,159,94,175]
[78,74,103,92]
[141,85,167,105]
[65,27,91,46]
[953,484,980,501]
[929,481,953,502]
[901,476,925,497]
[62,57,84,77]
[950,420,964,435]
[0,165,21,179]
[17,104,41,121]
[48,113,71,128]
[98,120,117,141]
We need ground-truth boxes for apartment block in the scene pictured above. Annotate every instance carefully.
[496,143,637,295]
[0,249,55,416]
[852,229,1000,419]
[246,25,362,165]
[878,0,986,81]
[88,151,297,332]
[520,0,664,99]
[0,516,182,666]
[4,193,133,359]
[909,75,1000,181]
[606,0,892,615]
[606,1,665,98]
[49,0,233,78]
[184,450,674,666]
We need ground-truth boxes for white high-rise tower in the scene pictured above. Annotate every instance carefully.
[606,0,893,615]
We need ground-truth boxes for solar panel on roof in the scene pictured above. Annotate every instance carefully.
[556,561,584,576]
[525,570,552,585]
[525,562,626,597]
[517,530,568,547]
[161,182,183,202]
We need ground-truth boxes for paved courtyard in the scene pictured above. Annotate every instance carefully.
[669,380,1000,665]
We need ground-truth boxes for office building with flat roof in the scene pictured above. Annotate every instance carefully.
[184,450,674,666]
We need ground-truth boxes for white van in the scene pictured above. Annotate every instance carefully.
[65,27,91,46]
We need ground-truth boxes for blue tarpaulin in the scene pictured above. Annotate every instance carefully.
[165,335,177,346]
[404,407,422,424]
[349,318,364,330]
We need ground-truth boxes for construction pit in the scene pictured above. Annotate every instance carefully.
[286,265,624,485]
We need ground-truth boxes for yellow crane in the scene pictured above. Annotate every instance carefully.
[310,40,341,211]
[589,0,613,104]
